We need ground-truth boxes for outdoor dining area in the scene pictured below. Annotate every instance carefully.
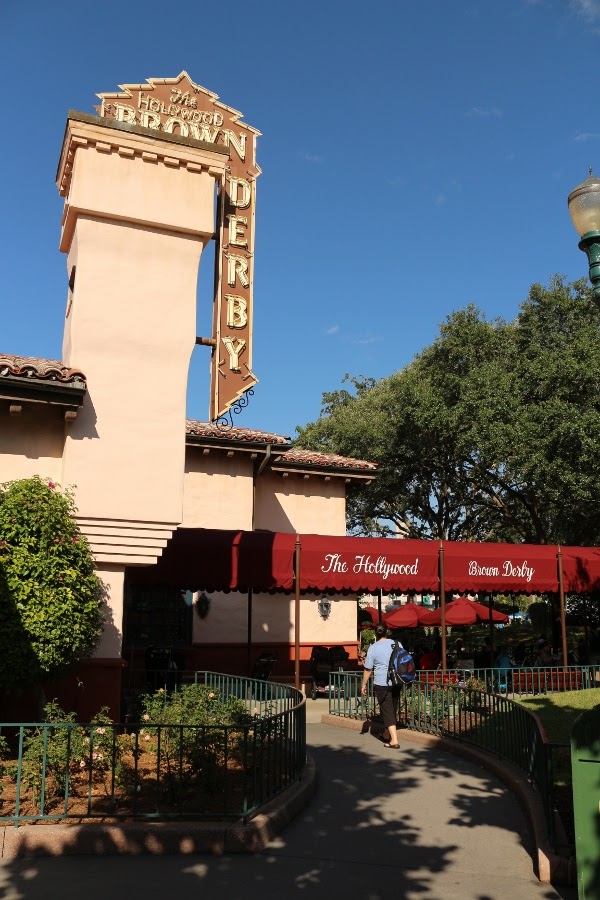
[360,591,596,700]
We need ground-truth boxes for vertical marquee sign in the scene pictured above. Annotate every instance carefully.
[96,72,260,421]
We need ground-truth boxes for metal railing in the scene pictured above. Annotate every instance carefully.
[121,668,298,720]
[326,669,576,850]
[0,672,306,828]
[412,664,596,699]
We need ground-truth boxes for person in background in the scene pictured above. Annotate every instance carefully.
[361,623,402,749]
[476,636,494,668]
[419,644,441,671]
[494,645,514,692]
[576,638,589,665]
[535,639,554,667]
[452,637,469,667]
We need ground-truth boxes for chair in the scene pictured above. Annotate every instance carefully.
[251,652,277,681]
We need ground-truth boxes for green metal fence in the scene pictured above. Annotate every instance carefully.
[326,670,563,848]
[0,672,306,828]
[411,665,594,699]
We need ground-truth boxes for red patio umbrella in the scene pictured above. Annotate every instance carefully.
[420,596,509,626]
[360,603,432,628]
[361,606,382,625]
[384,603,433,629]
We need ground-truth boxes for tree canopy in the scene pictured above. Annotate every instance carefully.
[296,276,600,544]
[0,477,103,693]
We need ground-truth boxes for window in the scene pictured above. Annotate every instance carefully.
[124,586,193,647]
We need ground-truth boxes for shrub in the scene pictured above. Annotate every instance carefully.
[0,477,103,692]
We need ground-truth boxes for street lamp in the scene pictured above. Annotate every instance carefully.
[568,168,600,302]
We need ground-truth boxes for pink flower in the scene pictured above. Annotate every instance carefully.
[144,734,150,741]
[48,482,56,490]
[79,760,86,769]
[142,714,150,721]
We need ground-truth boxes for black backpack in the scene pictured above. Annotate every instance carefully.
[387,641,416,686]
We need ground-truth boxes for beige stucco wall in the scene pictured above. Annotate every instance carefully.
[0,403,64,483]
[94,564,125,657]
[182,450,349,536]
[61,214,203,526]
[254,472,347,535]
[192,591,356,646]
[182,450,254,530]
[56,119,228,567]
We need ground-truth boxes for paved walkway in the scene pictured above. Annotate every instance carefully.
[0,703,577,900]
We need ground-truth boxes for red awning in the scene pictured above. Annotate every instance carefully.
[561,547,600,593]
[442,541,559,593]
[298,534,439,594]
[125,529,600,596]
[127,528,296,592]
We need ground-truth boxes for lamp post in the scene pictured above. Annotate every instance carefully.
[568,168,600,302]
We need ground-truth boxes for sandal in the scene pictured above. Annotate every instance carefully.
[384,743,400,749]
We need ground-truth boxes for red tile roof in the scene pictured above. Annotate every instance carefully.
[186,420,377,472]
[0,354,86,385]
[186,419,290,445]
[273,447,377,472]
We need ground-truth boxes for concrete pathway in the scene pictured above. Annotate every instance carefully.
[0,703,577,900]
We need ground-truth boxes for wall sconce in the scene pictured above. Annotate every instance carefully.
[318,596,332,620]
[195,592,211,619]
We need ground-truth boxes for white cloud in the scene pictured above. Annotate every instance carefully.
[299,150,324,164]
[464,106,503,119]
[352,336,382,345]
[574,131,600,142]
[434,193,446,206]
[571,0,600,24]
[324,325,340,335]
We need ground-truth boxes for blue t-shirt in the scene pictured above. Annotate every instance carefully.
[365,638,403,687]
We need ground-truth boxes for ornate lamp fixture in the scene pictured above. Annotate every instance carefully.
[317,596,332,620]
[194,592,211,619]
[568,168,600,301]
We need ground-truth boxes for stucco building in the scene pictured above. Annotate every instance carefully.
[0,75,376,718]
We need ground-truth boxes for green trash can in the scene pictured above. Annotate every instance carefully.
[571,707,600,898]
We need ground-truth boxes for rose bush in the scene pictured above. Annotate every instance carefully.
[0,476,103,693]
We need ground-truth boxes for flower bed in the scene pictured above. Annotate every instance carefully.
[0,684,293,824]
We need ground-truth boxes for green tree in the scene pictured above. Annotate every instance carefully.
[296,277,600,544]
[0,477,103,694]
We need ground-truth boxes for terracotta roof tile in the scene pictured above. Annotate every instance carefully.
[186,421,376,472]
[0,354,86,386]
[186,419,290,445]
[274,447,377,472]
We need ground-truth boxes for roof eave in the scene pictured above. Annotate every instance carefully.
[270,463,377,481]
[186,434,293,454]
[0,376,86,408]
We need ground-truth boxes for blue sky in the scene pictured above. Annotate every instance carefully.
[3,0,600,442]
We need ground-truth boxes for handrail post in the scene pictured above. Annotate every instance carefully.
[294,535,301,691]
[439,542,447,671]
[557,546,568,668]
